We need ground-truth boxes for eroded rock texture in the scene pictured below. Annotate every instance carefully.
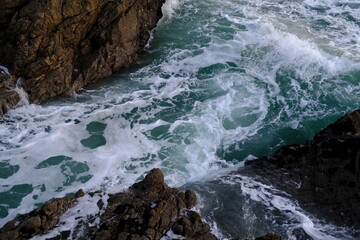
[0,168,282,239]
[240,110,360,232]
[93,169,218,240]
[0,0,165,115]
[0,189,85,240]
[0,169,219,240]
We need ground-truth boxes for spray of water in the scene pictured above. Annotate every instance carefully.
[1,0,360,238]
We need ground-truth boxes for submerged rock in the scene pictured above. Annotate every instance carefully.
[0,0,165,115]
[239,109,360,232]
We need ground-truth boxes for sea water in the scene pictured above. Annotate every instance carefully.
[1,0,360,239]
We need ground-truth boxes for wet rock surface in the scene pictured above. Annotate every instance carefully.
[0,66,19,115]
[239,109,360,232]
[0,0,165,115]
[0,189,84,240]
[0,168,283,240]
[91,168,215,240]
[0,169,220,240]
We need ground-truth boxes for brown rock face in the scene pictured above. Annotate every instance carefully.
[0,189,85,240]
[0,169,219,240]
[0,66,20,115]
[172,211,218,240]
[239,109,360,232]
[94,168,212,240]
[0,0,165,115]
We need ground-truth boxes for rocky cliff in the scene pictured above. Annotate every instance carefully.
[0,0,165,115]
[239,110,360,233]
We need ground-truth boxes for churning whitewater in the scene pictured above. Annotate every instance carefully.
[1,0,360,239]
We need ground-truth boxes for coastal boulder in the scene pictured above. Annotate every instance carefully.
[0,0,165,115]
[93,168,211,240]
[0,189,85,240]
[0,169,219,240]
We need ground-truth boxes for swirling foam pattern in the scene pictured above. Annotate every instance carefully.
[1,0,359,239]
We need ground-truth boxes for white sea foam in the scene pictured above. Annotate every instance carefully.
[31,193,108,240]
[161,229,184,240]
[1,0,360,238]
[161,0,181,19]
[14,87,30,107]
[221,174,357,240]
[0,65,10,76]
[252,0,360,59]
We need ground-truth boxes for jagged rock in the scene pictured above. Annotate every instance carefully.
[0,189,84,240]
[239,109,360,231]
[0,66,19,115]
[0,0,165,115]
[92,169,211,240]
[172,211,218,240]
[0,169,219,240]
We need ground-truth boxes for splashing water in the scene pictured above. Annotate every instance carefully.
[1,0,360,239]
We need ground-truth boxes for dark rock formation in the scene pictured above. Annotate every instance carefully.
[237,233,282,240]
[92,168,217,240]
[0,189,85,240]
[0,168,282,240]
[253,233,282,240]
[239,110,360,232]
[0,66,20,115]
[171,211,218,240]
[0,0,165,115]
[0,169,219,240]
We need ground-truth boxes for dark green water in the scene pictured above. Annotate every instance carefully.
[1,0,360,239]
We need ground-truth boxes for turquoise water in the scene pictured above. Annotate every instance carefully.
[1,0,360,239]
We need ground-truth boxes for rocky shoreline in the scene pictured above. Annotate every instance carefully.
[1,0,359,239]
[0,0,165,115]
[238,109,360,236]
[0,168,281,240]
[2,107,360,239]
[1,111,358,239]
